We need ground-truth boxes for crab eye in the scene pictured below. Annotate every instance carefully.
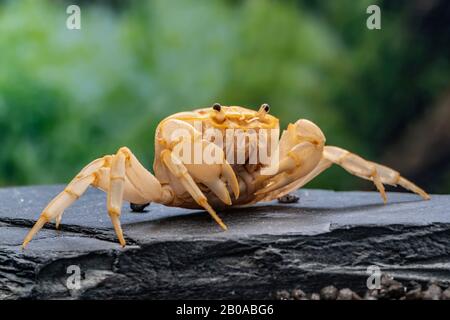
[258,103,270,115]
[211,103,225,122]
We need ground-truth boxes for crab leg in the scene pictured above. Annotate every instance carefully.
[255,117,429,203]
[22,157,109,248]
[23,148,168,248]
[161,149,228,230]
[257,146,429,203]
[107,149,127,246]
[95,167,149,205]
[321,147,387,202]
[54,168,149,229]
[118,147,171,203]
[323,146,430,201]
[107,147,173,247]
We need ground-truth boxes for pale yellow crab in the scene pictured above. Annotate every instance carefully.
[22,104,430,248]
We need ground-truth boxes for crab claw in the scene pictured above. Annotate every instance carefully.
[255,172,291,195]
[256,139,323,196]
[221,161,240,199]
[184,140,239,203]
[185,160,239,205]
[204,180,232,205]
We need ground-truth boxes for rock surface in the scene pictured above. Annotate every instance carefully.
[0,185,449,299]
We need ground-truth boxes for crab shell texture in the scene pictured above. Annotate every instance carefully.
[153,105,325,209]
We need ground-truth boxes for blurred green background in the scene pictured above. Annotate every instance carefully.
[0,0,449,193]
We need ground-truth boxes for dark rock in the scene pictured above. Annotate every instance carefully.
[320,285,338,300]
[337,288,354,300]
[380,274,397,287]
[130,203,150,212]
[351,291,363,300]
[405,287,422,300]
[422,284,443,300]
[427,279,441,286]
[310,293,320,300]
[364,290,379,300]
[407,280,421,290]
[378,279,405,299]
[442,288,450,300]
[292,288,306,300]
[0,186,450,299]
[277,194,299,203]
[386,282,406,299]
[364,274,408,300]
[275,290,291,300]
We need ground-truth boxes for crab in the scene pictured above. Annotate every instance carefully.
[22,103,430,248]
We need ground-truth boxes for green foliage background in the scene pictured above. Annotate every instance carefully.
[0,0,449,193]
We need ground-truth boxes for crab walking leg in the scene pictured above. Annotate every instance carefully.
[161,149,227,230]
[323,146,387,203]
[323,146,430,201]
[97,149,172,205]
[22,157,109,248]
[107,149,128,247]
[106,147,172,246]
[95,168,148,204]
[56,168,153,229]
[119,147,172,204]
[23,147,165,248]
[55,167,148,229]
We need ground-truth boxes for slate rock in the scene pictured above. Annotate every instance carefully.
[0,185,449,299]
